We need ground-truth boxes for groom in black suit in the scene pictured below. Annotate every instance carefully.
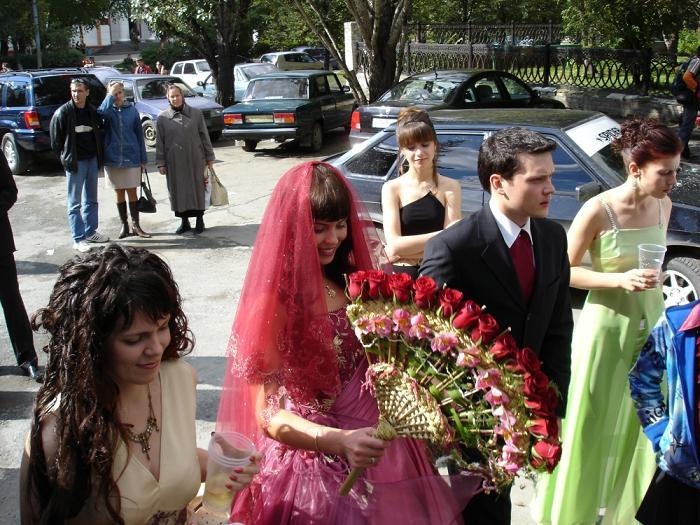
[420,127,573,525]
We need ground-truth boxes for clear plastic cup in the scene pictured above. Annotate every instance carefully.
[201,432,256,515]
[638,243,666,278]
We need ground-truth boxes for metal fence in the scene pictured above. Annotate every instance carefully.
[355,41,687,97]
[410,22,565,46]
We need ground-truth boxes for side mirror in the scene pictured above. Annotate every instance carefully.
[576,181,603,202]
[197,80,204,86]
[342,85,351,93]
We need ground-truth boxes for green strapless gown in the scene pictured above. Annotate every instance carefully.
[533,221,665,525]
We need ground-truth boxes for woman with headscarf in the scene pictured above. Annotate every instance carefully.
[156,84,215,235]
[216,161,481,524]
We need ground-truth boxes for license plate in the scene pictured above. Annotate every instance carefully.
[372,117,396,129]
[246,115,273,124]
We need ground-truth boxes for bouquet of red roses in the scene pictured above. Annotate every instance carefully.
[343,270,562,492]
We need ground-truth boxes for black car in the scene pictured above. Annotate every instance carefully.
[222,70,354,152]
[0,69,106,174]
[349,69,566,145]
[332,108,700,307]
[290,46,339,70]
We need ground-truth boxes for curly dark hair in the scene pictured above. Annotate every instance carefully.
[25,244,193,524]
[611,117,682,172]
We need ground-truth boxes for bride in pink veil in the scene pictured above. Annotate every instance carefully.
[217,161,480,524]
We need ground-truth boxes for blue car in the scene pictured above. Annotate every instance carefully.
[107,74,224,147]
[332,108,700,307]
[193,63,280,103]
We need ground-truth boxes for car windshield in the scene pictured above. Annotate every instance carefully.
[136,78,198,99]
[244,78,309,100]
[241,64,278,80]
[196,61,211,72]
[380,78,461,104]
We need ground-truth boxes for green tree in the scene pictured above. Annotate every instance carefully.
[131,0,252,106]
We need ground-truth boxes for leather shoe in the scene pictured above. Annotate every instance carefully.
[20,362,44,383]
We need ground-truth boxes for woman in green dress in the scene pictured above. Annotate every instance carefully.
[533,118,682,525]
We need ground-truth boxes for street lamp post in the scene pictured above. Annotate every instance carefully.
[30,0,42,67]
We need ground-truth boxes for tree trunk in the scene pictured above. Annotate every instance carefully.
[216,48,236,107]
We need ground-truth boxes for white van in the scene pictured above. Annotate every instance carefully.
[170,60,211,86]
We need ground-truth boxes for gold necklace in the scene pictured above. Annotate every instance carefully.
[123,384,159,460]
[324,282,337,298]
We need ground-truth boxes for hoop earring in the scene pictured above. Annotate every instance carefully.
[631,177,640,190]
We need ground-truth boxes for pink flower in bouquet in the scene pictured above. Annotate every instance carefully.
[438,288,464,318]
[413,276,438,308]
[498,441,524,474]
[369,313,393,337]
[347,271,368,300]
[493,405,517,430]
[354,316,372,334]
[475,368,502,390]
[367,270,390,299]
[430,332,459,355]
[470,314,500,344]
[409,312,432,339]
[531,439,562,473]
[392,308,412,337]
[456,349,481,368]
[452,300,482,330]
[484,386,510,406]
[387,273,413,303]
[489,332,518,361]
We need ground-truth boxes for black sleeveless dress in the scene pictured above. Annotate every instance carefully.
[393,192,445,279]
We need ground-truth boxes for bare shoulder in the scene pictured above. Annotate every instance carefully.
[437,174,459,192]
[35,413,59,471]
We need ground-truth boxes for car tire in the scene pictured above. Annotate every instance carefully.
[242,139,258,152]
[2,134,29,175]
[209,131,222,142]
[142,120,157,148]
[309,122,323,152]
[663,256,700,307]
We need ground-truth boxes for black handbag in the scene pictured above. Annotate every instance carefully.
[137,169,157,213]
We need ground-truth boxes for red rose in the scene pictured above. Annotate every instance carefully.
[347,271,368,300]
[366,270,388,299]
[489,331,517,361]
[387,272,413,302]
[516,347,542,374]
[452,300,482,330]
[470,314,500,344]
[528,417,559,440]
[438,288,464,318]
[413,276,438,308]
[532,439,562,472]
[526,386,560,417]
[523,370,549,398]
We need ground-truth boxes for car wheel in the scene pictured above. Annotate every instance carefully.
[209,131,222,142]
[663,256,700,307]
[2,134,29,175]
[309,122,323,152]
[242,139,258,152]
[142,120,157,148]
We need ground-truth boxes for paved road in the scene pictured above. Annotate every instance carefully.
[1,129,593,524]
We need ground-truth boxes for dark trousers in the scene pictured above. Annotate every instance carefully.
[678,101,698,148]
[0,253,38,366]
[461,484,512,525]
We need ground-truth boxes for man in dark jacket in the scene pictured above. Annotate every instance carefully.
[50,77,108,252]
[678,46,700,160]
[421,127,573,525]
[0,155,42,381]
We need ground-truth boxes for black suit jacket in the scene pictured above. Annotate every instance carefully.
[420,206,573,416]
[0,154,18,256]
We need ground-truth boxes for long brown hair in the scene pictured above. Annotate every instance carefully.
[26,245,193,523]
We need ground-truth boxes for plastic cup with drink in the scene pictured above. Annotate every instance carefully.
[202,431,256,516]
[638,243,666,281]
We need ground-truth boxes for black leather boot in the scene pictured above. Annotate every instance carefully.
[128,201,151,238]
[175,217,191,234]
[117,201,131,239]
[195,215,205,234]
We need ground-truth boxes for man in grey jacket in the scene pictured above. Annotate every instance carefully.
[50,77,108,252]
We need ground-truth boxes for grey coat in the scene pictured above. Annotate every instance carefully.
[155,104,215,213]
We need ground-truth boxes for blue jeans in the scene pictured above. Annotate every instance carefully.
[678,101,698,148]
[66,157,99,241]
